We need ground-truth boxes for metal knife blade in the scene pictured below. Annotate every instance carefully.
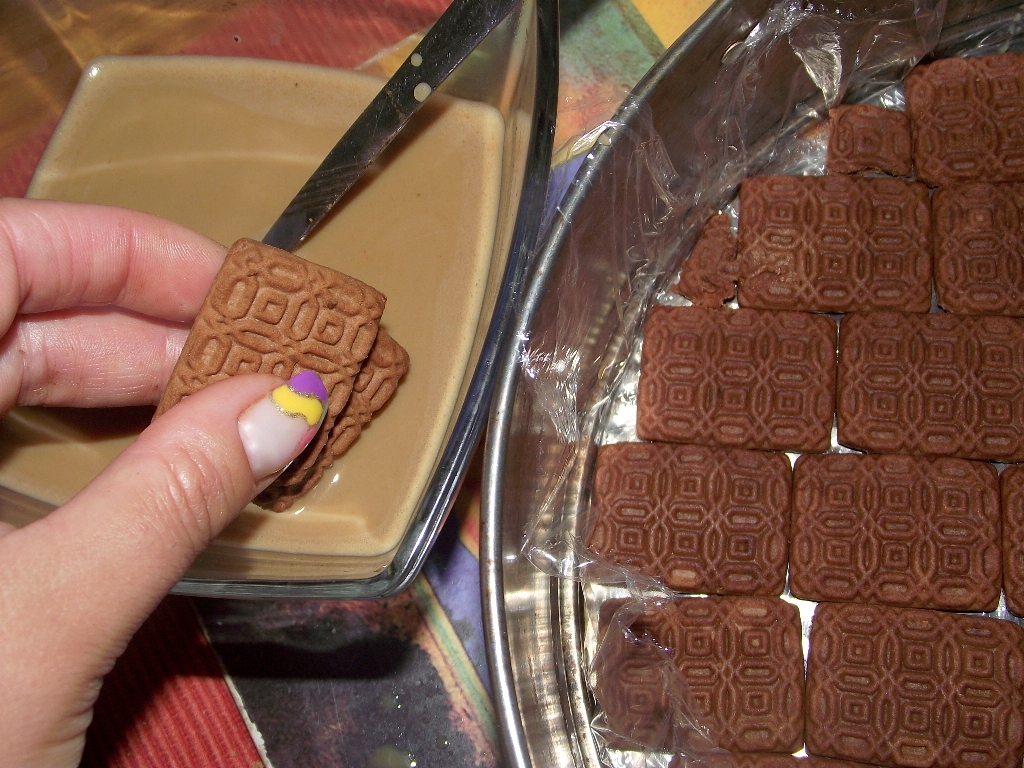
[261,0,522,252]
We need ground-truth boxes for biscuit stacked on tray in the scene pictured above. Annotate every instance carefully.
[590,53,1024,768]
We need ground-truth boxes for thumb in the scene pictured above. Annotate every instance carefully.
[0,371,327,765]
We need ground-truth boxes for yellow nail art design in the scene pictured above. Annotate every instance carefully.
[271,385,325,426]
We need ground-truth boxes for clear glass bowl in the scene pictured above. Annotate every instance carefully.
[0,0,558,598]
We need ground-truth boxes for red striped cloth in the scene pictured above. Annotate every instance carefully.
[179,0,447,67]
[0,122,56,198]
[0,0,449,197]
[81,596,263,768]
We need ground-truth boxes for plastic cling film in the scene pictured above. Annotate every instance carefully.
[519,105,692,584]
[520,0,947,592]
[519,0,949,588]
[681,0,943,207]
[590,599,725,761]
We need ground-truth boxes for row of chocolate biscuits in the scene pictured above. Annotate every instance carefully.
[590,53,1024,768]
[681,54,1024,317]
[591,448,1024,763]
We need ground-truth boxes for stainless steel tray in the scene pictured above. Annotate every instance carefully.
[481,1,1024,766]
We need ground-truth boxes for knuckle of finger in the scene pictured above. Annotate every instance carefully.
[136,441,239,558]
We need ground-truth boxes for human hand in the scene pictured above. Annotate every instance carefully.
[0,198,327,767]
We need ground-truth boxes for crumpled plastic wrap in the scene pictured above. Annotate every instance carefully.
[590,597,725,766]
[512,0,1024,764]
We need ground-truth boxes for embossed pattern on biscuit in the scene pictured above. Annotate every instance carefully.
[156,238,385,422]
[806,602,1024,768]
[637,306,837,453]
[826,104,912,176]
[837,311,1024,462]
[933,181,1024,316]
[737,175,932,313]
[906,52,1024,186]
[790,453,1001,611]
[600,597,805,754]
[669,754,878,768]
[257,329,409,511]
[1000,465,1024,616]
[586,442,791,595]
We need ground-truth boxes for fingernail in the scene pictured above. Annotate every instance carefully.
[238,371,328,483]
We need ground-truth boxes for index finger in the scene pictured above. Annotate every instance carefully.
[0,198,227,327]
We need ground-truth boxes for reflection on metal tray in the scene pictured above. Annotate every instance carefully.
[482,1,1024,767]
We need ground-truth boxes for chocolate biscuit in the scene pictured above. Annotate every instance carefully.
[932,181,1024,316]
[790,453,1001,611]
[826,104,913,176]
[837,311,1024,461]
[669,755,871,768]
[1001,465,1024,616]
[905,52,1024,186]
[637,306,837,453]
[586,441,791,595]
[257,329,409,511]
[674,213,739,307]
[806,602,1024,768]
[155,238,385,503]
[737,175,931,313]
[157,239,384,418]
[599,597,805,754]
[594,599,680,750]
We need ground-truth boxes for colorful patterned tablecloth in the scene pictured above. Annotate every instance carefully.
[0,2,712,766]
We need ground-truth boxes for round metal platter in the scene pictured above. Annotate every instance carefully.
[482,1,1024,766]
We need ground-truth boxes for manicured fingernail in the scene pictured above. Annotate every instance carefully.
[238,371,328,483]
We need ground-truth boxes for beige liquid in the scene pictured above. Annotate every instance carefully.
[0,55,505,577]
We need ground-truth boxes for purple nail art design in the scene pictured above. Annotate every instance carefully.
[238,371,328,484]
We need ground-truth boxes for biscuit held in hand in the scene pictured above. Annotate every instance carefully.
[155,237,387,505]
[0,200,322,768]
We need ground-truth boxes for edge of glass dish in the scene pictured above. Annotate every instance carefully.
[172,0,559,600]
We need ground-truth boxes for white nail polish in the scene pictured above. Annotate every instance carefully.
[237,371,328,483]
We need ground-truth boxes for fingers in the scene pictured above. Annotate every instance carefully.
[5,370,330,643]
[0,198,226,414]
[0,371,328,765]
[0,308,190,414]
[0,198,226,325]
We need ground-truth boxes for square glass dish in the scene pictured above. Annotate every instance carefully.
[0,0,557,598]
